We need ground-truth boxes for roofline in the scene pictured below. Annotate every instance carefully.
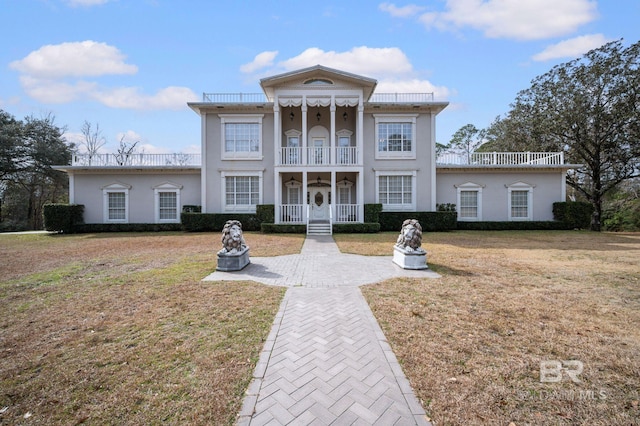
[259,64,377,86]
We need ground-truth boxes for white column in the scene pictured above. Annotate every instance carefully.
[302,172,308,223]
[274,102,281,223]
[331,170,336,222]
[200,113,207,213]
[330,95,336,165]
[302,98,308,165]
[357,100,364,165]
[358,172,364,223]
[68,172,75,204]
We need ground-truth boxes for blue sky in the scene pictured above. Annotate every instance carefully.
[1,0,638,154]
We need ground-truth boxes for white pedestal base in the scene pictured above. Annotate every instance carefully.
[393,246,428,270]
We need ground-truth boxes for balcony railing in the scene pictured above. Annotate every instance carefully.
[335,204,359,222]
[436,152,565,166]
[369,93,434,103]
[278,146,359,166]
[72,153,201,167]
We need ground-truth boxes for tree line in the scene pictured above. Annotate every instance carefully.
[442,39,640,231]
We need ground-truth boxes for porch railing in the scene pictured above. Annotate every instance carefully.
[280,204,305,223]
[436,151,564,166]
[336,146,358,165]
[335,204,359,222]
[72,153,201,167]
[307,147,331,165]
[280,147,302,165]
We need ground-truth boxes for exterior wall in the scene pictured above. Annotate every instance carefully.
[435,169,566,221]
[362,111,434,211]
[202,110,275,213]
[71,170,201,223]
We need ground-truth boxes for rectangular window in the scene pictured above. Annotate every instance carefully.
[511,190,529,218]
[379,175,412,207]
[108,192,126,220]
[225,176,259,207]
[158,192,177,220]
[378,123,412,153]
[225,123,260,153]
[459,190,478,219]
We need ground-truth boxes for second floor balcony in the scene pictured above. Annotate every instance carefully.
[71,153,201,167]
[279,146,359,166]
[436,151,565,166]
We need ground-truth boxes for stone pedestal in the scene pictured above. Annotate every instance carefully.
[217,248,250,271]
[393,246,428,270]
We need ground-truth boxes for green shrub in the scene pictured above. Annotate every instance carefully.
[43,204,84,233]
[333,223,380,233]
[72,223,182,233]
[364,204,383,223]
[256,204,275,224]
[456,221,567,231]
[181,213,260,232]
[379,211,457,232]
[260,223,306,233]
[553,201,593,229]
[436,203,457,212]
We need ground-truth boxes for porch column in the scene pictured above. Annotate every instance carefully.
[358,172,364,223]
[302,97,308,165]
[274,173,281,224]
[274,101,281,224]
[331,170,336,222]
[330,95,336,165]
[302,172,308,223]
[357,98,364,165]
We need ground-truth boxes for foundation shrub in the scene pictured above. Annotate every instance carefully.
[43,204,84,233]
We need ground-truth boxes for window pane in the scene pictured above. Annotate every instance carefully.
[225,123,259,152]
[378,122,412,153]
[226,176,259,207]
[159,192,177,220]
[379,175,412,206]
[511,190,529,217]
[459,190,478,218]
[108,192,125,220]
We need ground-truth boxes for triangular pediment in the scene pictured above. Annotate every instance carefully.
[260,65,377,100]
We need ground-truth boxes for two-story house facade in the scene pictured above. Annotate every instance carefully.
[57,65,575,233]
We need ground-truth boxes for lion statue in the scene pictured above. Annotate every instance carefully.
[218,220,248,255]
[395,219,425,253]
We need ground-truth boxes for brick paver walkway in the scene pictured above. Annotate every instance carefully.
[204,236,437,425]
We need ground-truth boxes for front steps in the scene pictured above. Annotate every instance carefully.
[307,221,332,235]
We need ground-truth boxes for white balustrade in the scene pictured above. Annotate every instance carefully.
[72,153,201,167]
[280,205,304,223]
[335,204,359,222]
[436,152,564,166]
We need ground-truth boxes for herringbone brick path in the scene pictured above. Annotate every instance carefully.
[221,236,435,425]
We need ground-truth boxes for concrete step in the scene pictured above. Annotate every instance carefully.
[307,222,332,235]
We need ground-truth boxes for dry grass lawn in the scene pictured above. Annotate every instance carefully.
[0,232,303,425]
[337,231,640,425]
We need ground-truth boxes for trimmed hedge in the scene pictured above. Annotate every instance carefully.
[364,204,383,223]
[553,201,593,229]
[256,204,275,224]
[182,205,202,213]
[73,223,183,233]
[261,223,307,233]
[379,211,457,232]
[181,212,261,232]
[333,222,380,233]
[43,204,84,233]
[456,221,567,231]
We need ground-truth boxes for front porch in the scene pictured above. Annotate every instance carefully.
[275,171,363,228]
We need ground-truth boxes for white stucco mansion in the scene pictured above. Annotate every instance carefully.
[56,65,575,233]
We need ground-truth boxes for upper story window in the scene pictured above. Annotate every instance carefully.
[219,114,263,160]
[374,115,417,159]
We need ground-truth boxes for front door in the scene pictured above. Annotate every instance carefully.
[310,187,330,221]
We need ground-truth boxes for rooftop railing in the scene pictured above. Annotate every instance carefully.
[436,152,565,166]
[72,153,201,167]
[201,92,436,103]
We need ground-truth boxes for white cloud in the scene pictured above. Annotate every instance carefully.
[379,2,426,18]
[241,46,452,100]
[418,0,598,40]
[10,41,137,79]
[10,40,197,110]
[240,51,279,73]
[532,34,611,61]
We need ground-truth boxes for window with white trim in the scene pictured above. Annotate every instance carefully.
[376,171,416,211]
[507,182,534,221]
[219,115,263,159]
[102,182,131,223]
[222,172,262,212]
[374,115,417,159]
[153,182,182,223]
[455,182,483,221]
